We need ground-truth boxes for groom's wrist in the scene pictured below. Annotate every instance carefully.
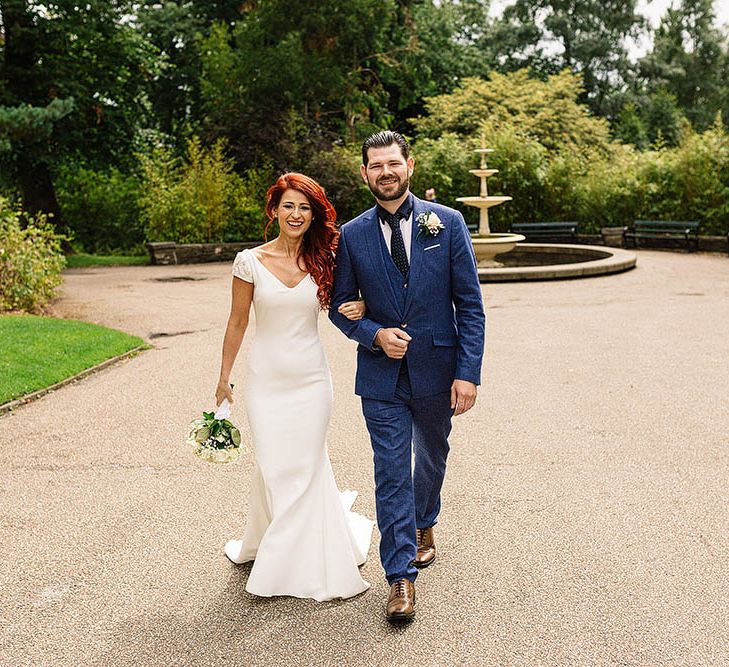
[372,328,383,350]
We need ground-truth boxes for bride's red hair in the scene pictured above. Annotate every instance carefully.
[264,172,339,309]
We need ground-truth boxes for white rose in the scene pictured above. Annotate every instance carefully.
[425,213,443,234]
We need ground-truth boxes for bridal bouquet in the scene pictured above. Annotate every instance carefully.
[186,398,242,464]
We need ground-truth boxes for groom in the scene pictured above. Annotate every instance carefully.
[329,131,485,622]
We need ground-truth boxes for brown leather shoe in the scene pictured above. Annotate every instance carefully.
[386,579,416,622]
[414,527,436,568]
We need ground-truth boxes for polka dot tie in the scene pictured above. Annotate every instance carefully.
[386,213,409,279]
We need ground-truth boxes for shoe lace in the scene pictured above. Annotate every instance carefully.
[416,529,426,548]
[395,580,408,597]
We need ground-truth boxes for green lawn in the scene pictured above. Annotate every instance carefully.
[0,315,147,405]
[65,253,149,268]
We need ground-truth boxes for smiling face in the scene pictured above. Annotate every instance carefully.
[361,143,414,203]
[274,188,314,240]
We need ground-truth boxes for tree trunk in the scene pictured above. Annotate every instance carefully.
[18,161,73,252]
[16,156,62,220]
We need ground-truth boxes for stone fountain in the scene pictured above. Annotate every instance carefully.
[456,144,524,267]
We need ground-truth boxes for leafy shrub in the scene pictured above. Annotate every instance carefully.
[575,121,729,234]
[412,115,729,237]
[140,138,271,243]
[410,133,474,219]
[573,145,644,232]
[55,164,144,253]
[483,126,548,231]
[412,69,612,154]
[303,144,372,223]
[0,198,66,313]
[227,164,273,242]
[657,122,729,235]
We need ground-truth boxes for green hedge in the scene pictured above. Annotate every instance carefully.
[412,121,729,236]
[55,164,144,253]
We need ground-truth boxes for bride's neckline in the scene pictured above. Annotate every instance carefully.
[249,250,310,290]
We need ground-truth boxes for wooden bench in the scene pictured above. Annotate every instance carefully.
[511,222,579,243]
[623,220,699,252]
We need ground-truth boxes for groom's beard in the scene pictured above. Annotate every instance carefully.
[367,173,410,201]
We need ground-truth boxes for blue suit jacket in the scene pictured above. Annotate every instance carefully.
[329,196,485,400]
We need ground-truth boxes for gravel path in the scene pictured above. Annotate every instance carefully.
[2,251,728,666]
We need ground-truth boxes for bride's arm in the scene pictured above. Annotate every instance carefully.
[216,277,253,405]
[338,298,365,320]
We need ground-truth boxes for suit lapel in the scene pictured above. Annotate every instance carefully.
[363,207,401,315]
[403,196,427,316]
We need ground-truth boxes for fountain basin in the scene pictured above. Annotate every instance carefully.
[471,233,526,268]
[478,243,637,281]
[457,196,512,209]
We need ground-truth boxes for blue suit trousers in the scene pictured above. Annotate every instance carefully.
[361,362,453,584]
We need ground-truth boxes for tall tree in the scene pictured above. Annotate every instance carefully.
[383,0,497,130]
[135,2,206,145]
[491,0,645,118]
[638,0,727,130]
[0,1,152,231]
[198,0,400,169]
[134,0,248,147]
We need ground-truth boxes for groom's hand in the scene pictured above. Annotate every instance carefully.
[375,328,412,359]
[451,379,477,416]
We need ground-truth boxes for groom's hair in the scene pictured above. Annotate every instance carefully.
[361,131,410,167]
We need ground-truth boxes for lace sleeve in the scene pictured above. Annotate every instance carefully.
[232,250,254,284]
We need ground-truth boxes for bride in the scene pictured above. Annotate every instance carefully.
[215,172,374,601]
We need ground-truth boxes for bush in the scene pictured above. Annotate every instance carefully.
[413,69,612,154]
[482,126,548,231]
[140,138,271,243]
[227,164,273,242]
[411,129,547,232]
[656,122,729,235]
[572,145,644,232]
[412,116,729,237]
[410,133,474,217]
[0,198,66,313]
[55,164,144,253]
[574,121,729,234]
[303,144,371,223]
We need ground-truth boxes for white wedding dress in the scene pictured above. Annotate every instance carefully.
[224,249,373,601]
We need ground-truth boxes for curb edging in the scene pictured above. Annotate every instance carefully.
[0,345,149,416]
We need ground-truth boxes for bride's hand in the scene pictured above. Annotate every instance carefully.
[216,379,234,405]
[338,299,366,321]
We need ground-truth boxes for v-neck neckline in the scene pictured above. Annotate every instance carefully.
[250,250,310,290]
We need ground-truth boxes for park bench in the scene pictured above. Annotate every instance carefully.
[623,220,699,253]
[510,222,579,243]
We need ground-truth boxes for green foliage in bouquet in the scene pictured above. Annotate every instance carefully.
[0,198,66,313]
[187,407,242,464]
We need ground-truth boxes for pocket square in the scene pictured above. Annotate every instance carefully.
[424,243,441,251]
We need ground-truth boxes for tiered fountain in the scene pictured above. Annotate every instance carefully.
[457,142,524,268]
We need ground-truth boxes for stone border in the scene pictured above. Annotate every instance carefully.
[0,345,148,416]
[478,243,637,282]
[147,241,260,265]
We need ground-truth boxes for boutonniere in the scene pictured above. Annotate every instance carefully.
[416,211,445,240]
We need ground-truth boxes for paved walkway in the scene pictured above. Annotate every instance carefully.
[2,251,728,666]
